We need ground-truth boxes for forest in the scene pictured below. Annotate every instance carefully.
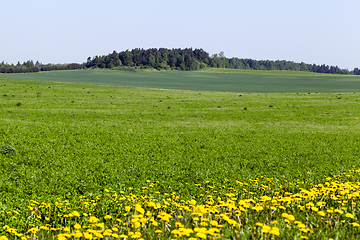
[1,48,359,75]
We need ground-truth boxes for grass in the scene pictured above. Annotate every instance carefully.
[1,77,360,239]
[1,68,360,93]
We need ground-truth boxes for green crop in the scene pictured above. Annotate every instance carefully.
[1,68,360,93]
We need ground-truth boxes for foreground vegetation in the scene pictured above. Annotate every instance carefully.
[1,78,360,239]
[2,169,360,239]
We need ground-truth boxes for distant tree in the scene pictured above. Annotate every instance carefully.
[147,54,156,67]
[354,68,360,75]
[121,50,133,66]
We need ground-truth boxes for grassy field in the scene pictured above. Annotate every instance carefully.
[1,68,360,93]
[1,76,360,239]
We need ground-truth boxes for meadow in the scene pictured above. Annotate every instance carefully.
[1,73,360,239]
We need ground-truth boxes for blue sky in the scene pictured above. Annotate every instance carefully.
[1,0,359,70]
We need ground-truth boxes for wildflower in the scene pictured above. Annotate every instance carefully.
[334,209,343,214]
[28,228,38,234]
[287,214,295,221]
[346,213,354,219]
[210,220,218,226]
[196,232,207,239]
[74,231,83,238]
[84,232,93,239]
[269,227,280,236]
[261,225,271,233]
[317,211,326,217]
[104,215,112,220]
[88,216,99,223]
[71,211,80,217]
[311,207,319,212]
[352,222,360,227]
[189,199,197,205]
[58,235,66,240]
[74,224,81,229]
[96,222,105,228]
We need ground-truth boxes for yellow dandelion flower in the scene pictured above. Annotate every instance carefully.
[74,224,81,229]
[269,228,280,236]
[317,211,325,217]
[196,232,207,239]
[210,220,218,226]
[71,211,80,217]
[311,207,319,212]
[334,209,343,214]
[287,214,295,221]
[111,233,119,238]
[261,225,271,233]
[88,216,99,223]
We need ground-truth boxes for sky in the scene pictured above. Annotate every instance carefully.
[1,0,359,70]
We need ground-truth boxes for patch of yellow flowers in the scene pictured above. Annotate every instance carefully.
[1,169,360,239]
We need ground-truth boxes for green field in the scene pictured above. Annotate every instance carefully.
[1,74,360,239]
[1,68,360,93]
[1,77,360,202]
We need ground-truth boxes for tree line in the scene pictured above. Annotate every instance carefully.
[1,48,359,75]
[0,60,84,73]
